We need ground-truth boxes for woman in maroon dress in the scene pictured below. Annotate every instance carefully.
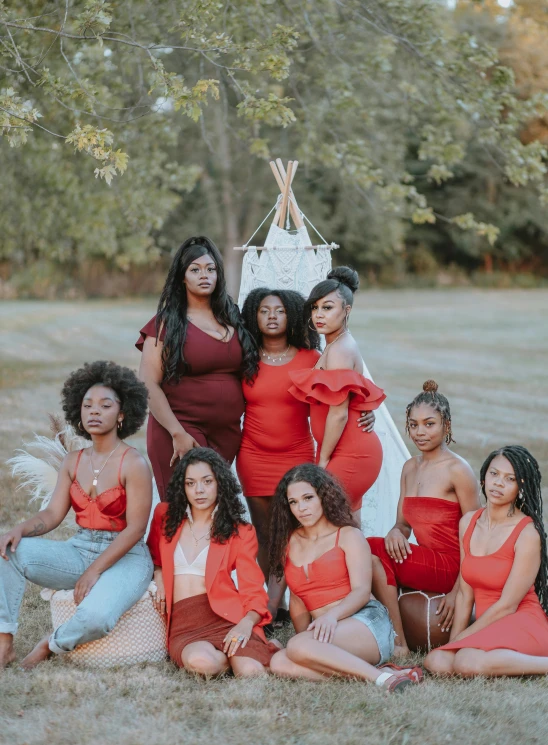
[137,236,257,499]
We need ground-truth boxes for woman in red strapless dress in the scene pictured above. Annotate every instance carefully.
[426,446,548,677]
[288,267,385,518]
[237,288,375,620]
[367,381,480,656]
[136,237,256,499]
[0,362,153,670]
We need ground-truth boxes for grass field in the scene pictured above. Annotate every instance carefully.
[1,290,548,745]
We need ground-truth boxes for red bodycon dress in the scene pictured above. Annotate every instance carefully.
[136,316,244,499]
[288,368,385,511]
[367,497,462,594]
[440,509,548,655]
[236,349,320,497]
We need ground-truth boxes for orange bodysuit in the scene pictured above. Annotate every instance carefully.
[440,509,548,655]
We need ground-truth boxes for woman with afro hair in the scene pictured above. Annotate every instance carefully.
[237,287,374,624]
[0,361,153,670]
[268,464,422,692]
[147,447,279,677]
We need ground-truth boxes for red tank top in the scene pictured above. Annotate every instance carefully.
[284,529,352,612]
[69,448,131,531]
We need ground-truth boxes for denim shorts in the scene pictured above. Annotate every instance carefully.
[351,598,395,665]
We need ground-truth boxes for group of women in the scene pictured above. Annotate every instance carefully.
[1,236,548,691]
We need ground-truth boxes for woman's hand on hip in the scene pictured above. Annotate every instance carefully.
[308,612,338,643]
[223,617,254,657]
[74,567,101,605]
[357,411,375,433]
[170,429,200,467]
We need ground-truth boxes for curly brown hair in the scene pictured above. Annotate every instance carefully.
[268,464,356,580]
[163,447,247,544]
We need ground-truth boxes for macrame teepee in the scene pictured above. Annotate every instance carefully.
[236,160,410,537]
[237,159,338,307]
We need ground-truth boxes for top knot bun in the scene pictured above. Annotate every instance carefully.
[327,266,359,294]
[422,379,439,394]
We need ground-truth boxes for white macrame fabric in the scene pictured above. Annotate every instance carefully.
[238,223,333,307]
[398,588,445,652]
[41,583,167,668]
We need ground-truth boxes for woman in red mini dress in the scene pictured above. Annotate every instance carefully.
[367,381,480,656]
[137,236,257,499]
[425,445,548,677]
[288,267,385,521]
[237,288,375,620]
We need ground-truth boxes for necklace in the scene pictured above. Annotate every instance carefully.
[188,521,212,546]
[261,345,290,363]
[89,442,122,487]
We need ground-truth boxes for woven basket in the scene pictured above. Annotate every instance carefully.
[41,583,167,668]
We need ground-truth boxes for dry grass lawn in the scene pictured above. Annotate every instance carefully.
[1,290,548,745]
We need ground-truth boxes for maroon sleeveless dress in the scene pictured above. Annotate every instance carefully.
[136,316,244,499]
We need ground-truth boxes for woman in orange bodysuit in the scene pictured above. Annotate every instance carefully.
[367,381,479,656]
[148,448,278,677]
[268,464,422,691]
[288,268,385,520]
[425,446,548,677]
[0,362,153,670]
[237,288,375,621]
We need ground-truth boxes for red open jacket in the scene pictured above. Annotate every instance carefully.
[147,503,271,641]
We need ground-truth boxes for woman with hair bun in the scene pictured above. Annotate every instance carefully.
[0,361,153,669]
[147,447,278,677]
[425,445,548,677]
[288,267,386,519]
[367,381,480,656]
[136,236,257,499]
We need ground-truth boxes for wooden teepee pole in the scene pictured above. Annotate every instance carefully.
[278,160,294,228]
[275,159,303,228]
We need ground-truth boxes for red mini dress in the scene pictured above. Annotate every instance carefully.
[440,509,548,655]
[288,368,385,511]
[136,316,245,499]
[367,497,462,594]
[236,348,320,497]
[70,448,131,531]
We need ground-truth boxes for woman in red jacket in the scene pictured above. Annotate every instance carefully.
[147,447,278,677]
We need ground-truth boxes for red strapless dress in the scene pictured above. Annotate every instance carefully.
[288,368,385,511]
[367,497,462,594]
[440,509,548,655]
[237,349,320,497]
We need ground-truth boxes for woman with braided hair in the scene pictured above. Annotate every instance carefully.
[425,445,548,677]
[367,381,480,656]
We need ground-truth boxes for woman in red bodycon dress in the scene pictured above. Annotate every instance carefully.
[148,447,278,677]
[268,464,422,692]
[367,381,479,656]
[425,446,548,677]
[288,267,385,520]
[137,236,257,499]
[237,288,375,621]
[0,362,153,670]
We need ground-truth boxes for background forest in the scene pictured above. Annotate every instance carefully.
[2,0,548,297]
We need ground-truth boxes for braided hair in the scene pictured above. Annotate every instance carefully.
[405,380,454,445]
[241,287,321,380]
[480,445,547,615]
[155,236,258,383]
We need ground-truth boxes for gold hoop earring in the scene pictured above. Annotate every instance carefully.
[78,421,84,432]
[308,320,316,331]
[118,420,123,431]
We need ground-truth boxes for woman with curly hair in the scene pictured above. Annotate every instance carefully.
[147,447,278,676]
[268,464,422,692]
[0,361,153,669]
[425,446,548,677]
[367,381,480,657]
[136,236,257,499]
[237,288,375,622]
[288,267,386,520]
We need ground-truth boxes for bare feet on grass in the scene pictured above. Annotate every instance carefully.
[20,635,53,670]
[0,632,16,668]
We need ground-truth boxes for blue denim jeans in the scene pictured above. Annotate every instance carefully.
[0,528,153,653]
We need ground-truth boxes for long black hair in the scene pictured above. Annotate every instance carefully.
[155,236,258,383]
[242,287,321,379]
[163,447,247,544]
[480,445,547,615]
[303,266,359,346]
[268,464,356,581]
